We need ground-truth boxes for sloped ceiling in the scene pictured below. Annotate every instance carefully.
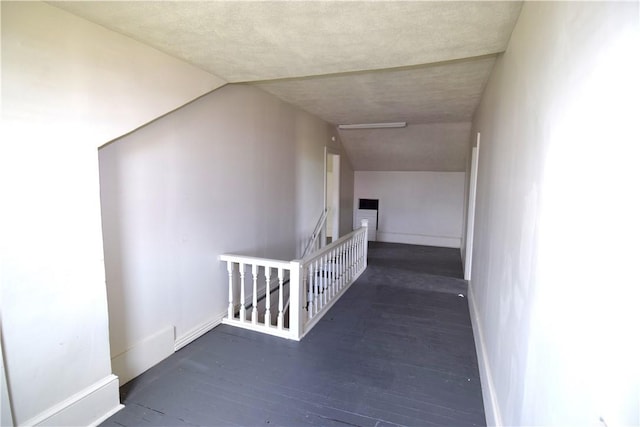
[52,1,522,171]
[255,56,496,125]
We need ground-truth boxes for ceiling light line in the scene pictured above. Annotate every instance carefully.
[338,122,407,130]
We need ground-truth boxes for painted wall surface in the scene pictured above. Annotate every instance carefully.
[0,2,225,425]
[339,153,355,238]
[354,171,465,248]
[469,2,639,426]
[99,84,353,384]
[1,2,225,149]
[294,119,352,255]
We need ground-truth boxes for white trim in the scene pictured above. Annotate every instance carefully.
[232,276,285,316]
[1,334,15,427]
[464,135,480,280]
[110,326,174,385]
[376,231,461,248]
[323,146,328,212]
[88,403,125,427]
[221,318,295,340]
[174,309,226,351]
[468,284,502,426]
[22,375,122,427]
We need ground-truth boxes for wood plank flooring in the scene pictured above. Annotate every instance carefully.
[101,242,485,426]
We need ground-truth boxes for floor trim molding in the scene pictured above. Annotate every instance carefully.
[111,326,175,385]
[174,310,226,351]
[468,284,503,426]
[376,231,461,248]
[22,374,123,426]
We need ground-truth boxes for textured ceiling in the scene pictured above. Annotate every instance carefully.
[340,123,472,171]
[255,56,496,125]
[52,1,523,171]
[52,1,521,82]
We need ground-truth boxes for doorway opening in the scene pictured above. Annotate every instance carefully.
[325,150,340,244]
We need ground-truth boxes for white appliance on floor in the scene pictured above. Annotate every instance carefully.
[355,209,377,241]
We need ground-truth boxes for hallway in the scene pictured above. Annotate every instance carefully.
[101,243,484,426]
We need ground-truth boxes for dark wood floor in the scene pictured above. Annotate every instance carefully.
[101,242,485,427]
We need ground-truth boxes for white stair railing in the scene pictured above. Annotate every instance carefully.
[302,209,328,258]
[220,219,369,341]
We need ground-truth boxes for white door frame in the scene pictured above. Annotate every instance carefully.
[464,133,480,281]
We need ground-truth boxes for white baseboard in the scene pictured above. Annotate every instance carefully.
[174,309,226,351]
[376,231,461,248]
[111,325,174,385]
[22,374,123,427]
[468,284,502,426]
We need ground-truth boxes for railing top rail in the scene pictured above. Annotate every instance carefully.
[297,225,367,264]
[302,208,328,258]
[221,220,368,269]
[219,254,292,270]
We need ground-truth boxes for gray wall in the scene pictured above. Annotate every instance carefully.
[354,171,465,248]
[99,84,354,383]
[469,2,639,425]
[0,2,224,424]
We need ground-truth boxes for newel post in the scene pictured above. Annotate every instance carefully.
[360,218,369,269]
[289,260,304,340]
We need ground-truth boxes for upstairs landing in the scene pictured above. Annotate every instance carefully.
[101,242,485,426]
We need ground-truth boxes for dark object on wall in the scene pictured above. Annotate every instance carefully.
[359,199,379,210]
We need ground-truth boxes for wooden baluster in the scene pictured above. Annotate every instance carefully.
[227,261,234,319]
[326,253,332,300]
[311,259,316,313]
[361,233,365,270]
[251,264,258,324]
[326,254,331,302]
[329,250,335,298]
[360,234,364,271]
[264,266,271,327]
[328,252,333,298]
[318,256,325,308]
[355,236,360,272]
[354,240,358,276]
[307,265,314,320]
[336,249,340,289]
[361,233,364,270]
[340,244,345,289]
[353,236,360,274]
[336,246,340,290]
[310,259,315,313]
[239,263,246,322]
[277,267,284,329]
[321,254,326,306]
[345,243,350,283]
[361,232,366,271]
[319,256,323,307]
[314,258,320,313]
[350,241,354,280]
[352,240,356,276]
[356,235,361,272]
[344,243,348,286]
[325,252,330,300]
[345,244,349,286]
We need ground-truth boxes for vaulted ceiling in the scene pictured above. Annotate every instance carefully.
[52,1,522,171]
